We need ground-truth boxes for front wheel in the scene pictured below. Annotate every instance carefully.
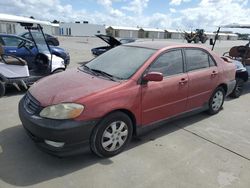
[90,112,133,157]
[207,87,225,115]
[229,78,244,98]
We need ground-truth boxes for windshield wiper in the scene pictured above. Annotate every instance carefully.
[80,65,98,76]
[90,69,120,81]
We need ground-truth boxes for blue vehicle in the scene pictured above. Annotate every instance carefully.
[0,34,70,70]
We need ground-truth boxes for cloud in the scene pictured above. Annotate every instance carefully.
[170,0,191,6]
[178,0,250,30]
[96,0,125,17]
[0,0,250,32]
[169,8,176,13]
[122,0,149,14]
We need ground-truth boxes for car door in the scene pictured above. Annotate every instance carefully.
[184,48,219,110]
[141,49,188,125]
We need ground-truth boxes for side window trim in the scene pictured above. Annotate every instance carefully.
[208,55,217,67]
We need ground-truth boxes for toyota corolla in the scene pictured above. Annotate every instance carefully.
[19,41,236,157]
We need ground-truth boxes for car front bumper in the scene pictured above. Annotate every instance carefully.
[18,96,98,157]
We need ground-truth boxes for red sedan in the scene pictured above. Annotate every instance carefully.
[19,41,236,157]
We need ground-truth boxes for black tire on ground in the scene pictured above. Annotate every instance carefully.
[207,87,225,115]
[229,78,244,98]
[194,37,200,43]
[187,40,192,43]
[53,69,64,74]
[0,81,6,98]
[201,38,207,44]
[90,111,133,157]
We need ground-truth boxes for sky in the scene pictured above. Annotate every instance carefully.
[0,0,250,32]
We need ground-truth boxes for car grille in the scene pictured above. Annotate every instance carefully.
[24,92,42,114]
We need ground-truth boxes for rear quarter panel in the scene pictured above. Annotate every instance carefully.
[211,52,236,92]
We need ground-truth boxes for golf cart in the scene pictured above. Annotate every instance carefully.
[211,24,250,98]
[0,14,67,97]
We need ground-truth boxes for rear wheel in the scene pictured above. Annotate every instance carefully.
[207,87,225,115]
[0,81,6,98]
[194,37,200,43]
[90,112,133,157]
[201,38,207,43]
[229,78,244,98]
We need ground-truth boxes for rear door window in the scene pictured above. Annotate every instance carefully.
[149,50,184,77]
[185,49,210,71]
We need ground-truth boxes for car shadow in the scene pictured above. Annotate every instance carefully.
[242,80,250,95]
[0,113,210,186]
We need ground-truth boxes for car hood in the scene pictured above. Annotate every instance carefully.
[50,46,69,59]
[96,34,121,47]
[50,46,64,52]
[29,68,120,107]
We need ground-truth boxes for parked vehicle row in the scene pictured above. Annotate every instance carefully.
[2,18,248,159]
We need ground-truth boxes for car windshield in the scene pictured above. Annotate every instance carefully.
[82,46,156,80]
[26,25,50,53]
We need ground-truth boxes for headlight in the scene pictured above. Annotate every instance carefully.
[40,103,84,119]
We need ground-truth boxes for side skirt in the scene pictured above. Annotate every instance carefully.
[135,104,208,137]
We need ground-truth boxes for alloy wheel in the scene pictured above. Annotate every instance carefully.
[211,90,224,111]
[101,121,128,152]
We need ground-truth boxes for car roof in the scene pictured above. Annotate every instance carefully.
[124,41,209,50]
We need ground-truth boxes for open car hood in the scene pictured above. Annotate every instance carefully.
[96,34,121,47]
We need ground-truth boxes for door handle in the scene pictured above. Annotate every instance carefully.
[179,78,188,85]
[211,70,218,77]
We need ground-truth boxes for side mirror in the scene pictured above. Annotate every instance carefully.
[143,72,163,82]
[209,38,213,45]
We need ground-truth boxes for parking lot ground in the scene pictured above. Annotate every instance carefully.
[0,38,250,188]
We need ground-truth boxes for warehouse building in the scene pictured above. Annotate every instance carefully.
[106,26,139,38]
[0,13,59,35]
[138,28,165,39]
[228,33,238,40]
[165,29,184,39]
[59,22,105,37]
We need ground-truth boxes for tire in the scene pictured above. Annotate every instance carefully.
[53,69,64,74]
[194,37,200,43]
[90,112,133,157]
[0,81,6,98]
[187,40,192,43]
[201,38,207,44]
[229,78,244,98]
[207,87,225,115]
